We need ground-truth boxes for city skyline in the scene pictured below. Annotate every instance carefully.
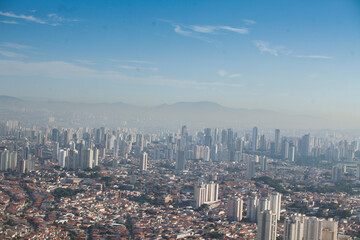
[0,0,360,124]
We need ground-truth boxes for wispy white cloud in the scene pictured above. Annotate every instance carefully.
[0,11,78,26]
[0,11,47,24]
[119,65,158,71]
[253,40,333,59]
[217,70,227,77]
[190,25,217,33]
[0,60,245,89]
[243,19,256,25]
[0,50,26,58]
[229,73,242,78]
[160,19,248,43]
[295,55,333,59]
[218,70,243,79]
[310,73,319,78]
[0,20,19,24]
[174,25,193,37]
[253,41,279,56]
[189,25,248,34]
[127,60,157,64]
[75,59,95,65]
[47,13,79,25]
[218,26,248,34]
[1,42,34,50]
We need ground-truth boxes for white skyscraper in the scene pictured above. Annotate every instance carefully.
[194,181,219,208]
[227,196,243,221]
[257,197,271,223]
[140,152,148,171]
[270,192,282,220]
[59,149,67,167]
[81,148,93,169]
[194,183,206,208]
[260,156,267,171]
[203,146,210,161]
[318,218,338,240]
[93,148,99,167]
[176,150,186,171]
[205,181,219,203]
[303,217,338,240]
[289,145,295,162]
[252,127,258,151]
[246,159,256,179]
[53,142,59,160]
[284,213,306,240]
[0,149,9,171]
[357,163,360,180]
[9,151,17,170]
[331,164,343,182]
[247,195,258,222]
[257,210,277,240]
[275,129,281,154]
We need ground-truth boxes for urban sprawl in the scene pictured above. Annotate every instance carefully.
[0,121,359,239]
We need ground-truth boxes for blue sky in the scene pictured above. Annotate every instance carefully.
[0,0,359,118]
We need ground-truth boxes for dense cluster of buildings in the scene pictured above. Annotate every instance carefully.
[0,120,359,239]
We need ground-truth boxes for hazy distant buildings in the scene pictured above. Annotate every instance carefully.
[53,142,59,160]
[260,156,267,171]
[275,129,281,154]
[289,144,295,162]
[332,164,343,182]
[252,127,258,151]
[301,134,310,157]
[282,139,289,160]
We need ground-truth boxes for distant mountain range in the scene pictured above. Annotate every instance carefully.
[0,95,345,130]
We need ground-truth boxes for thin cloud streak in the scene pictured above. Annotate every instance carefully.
[174,25,192,37]
[295,55,333,59]
[0,11,78,26]
[253,40,279,56]
[1,42,35,50]
[75,59,95,65]
[127,60,157,64]
[0,11,47,24]
[118,65,158,71]
[0,20,19,24]
[0,60,245,89]
[160,19,248,43]
[243,19,256,25]
[229,73,242,78]
[253,40,333,59]
[217,70,227,76]
[187,25,248,34]
[0,50,26,58]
